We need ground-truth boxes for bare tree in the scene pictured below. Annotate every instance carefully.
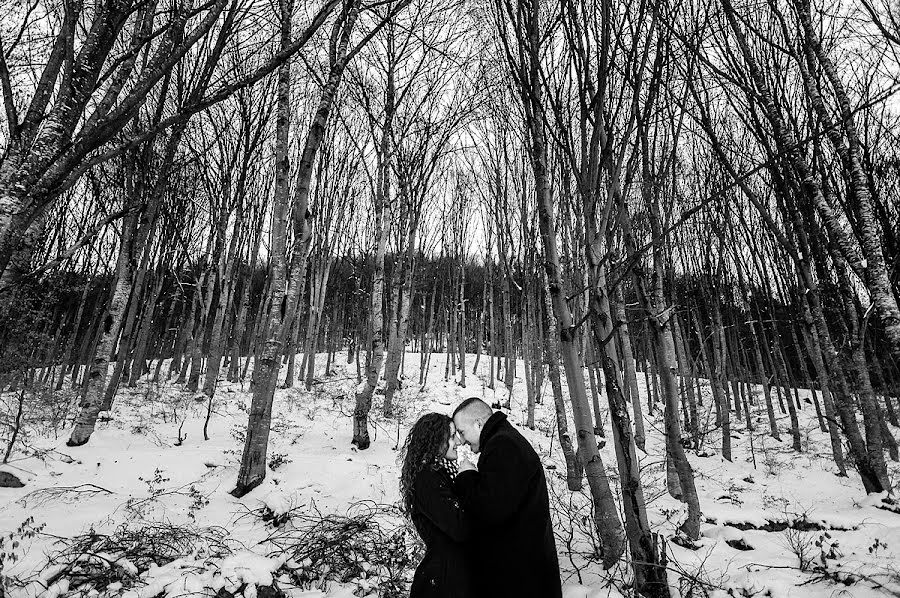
[492,0,628,572]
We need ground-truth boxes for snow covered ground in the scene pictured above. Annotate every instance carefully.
[1,351,899,598]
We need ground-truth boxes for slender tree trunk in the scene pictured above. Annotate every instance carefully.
[384,234,417,413]
[187,266,214,392]
[709,298,732,461]
[749,315,780,440]
[68,206,140,446]
[487,261,496,390]
[354,21,391,448]
[534,293,545,406]
[473,271,486,375]
[305,258,333,390]
[619,186,702,541]
[58,276,96,390]
[501,262,514,406]
[420,278,438,387]
[794,324,827,432]
[152,297,180,383]
[173,283,199,382]
[674,314,699,447]
[524,282,536,429]
[773,333,802,452]
[204,211,244,397]
[104,261,150,406]
[458,266,466,387]
[586,327,605,436]
[128,266,165,386]
[229,265,254,382]
[542,269,581,490]
[800,297,849,475]
[232,0,306,496]
[503,0,626,564]
[615,284,645,450]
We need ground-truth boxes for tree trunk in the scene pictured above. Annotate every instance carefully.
[229,265,254,382]
[172,283,199,382]
[506,0,626,563]
[128,266,165,386]
[104,260,150,406]
[524,282,536,429]
[473,270,486,375]
[458,265,466,387]
[58,276,97,391]
[773,333,802,452]
[305,258,333,390]
[68,204,140,446]
[354,18,391,448]
[384,220,418,413]
[542,269,582,490]
[673,314,700,447]
[831,242,890,488]
[501,262,515,406]
[708,299,732,461]
[794,324,827,432]
[231,0,330,496]
[186,266,215,392]
[204,210,244,397]
[615,284,645,450]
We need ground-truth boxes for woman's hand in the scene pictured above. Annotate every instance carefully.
[458,457,477,473]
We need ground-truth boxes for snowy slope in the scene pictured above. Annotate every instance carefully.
[1,351,898,598]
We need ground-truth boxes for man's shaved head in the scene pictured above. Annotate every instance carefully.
[453,397,493,420]
[452,398,494,453]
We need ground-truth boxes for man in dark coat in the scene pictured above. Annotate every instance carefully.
[452,397,562,598]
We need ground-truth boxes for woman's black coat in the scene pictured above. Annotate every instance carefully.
[409,464,475,598]
[453,412,562,598]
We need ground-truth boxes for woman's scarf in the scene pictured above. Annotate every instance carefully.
[435,456,459,480]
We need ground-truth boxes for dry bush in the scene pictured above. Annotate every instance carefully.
[37,522,231,596]
[263,501,422,597]
[782,527,817,571]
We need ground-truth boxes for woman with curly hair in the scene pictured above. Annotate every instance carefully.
[400,412,475,598]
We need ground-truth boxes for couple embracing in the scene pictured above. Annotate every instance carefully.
[400,397,562,598]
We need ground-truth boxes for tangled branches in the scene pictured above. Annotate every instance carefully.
[264,501,423,597]
[546,473,609,585]
[39,522,231,595]
[27,504,423,598]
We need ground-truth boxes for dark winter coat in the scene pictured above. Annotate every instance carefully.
[409,464,476,598]
[453,412,562,598]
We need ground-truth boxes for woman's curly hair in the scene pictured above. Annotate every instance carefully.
[399,412,452,517]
